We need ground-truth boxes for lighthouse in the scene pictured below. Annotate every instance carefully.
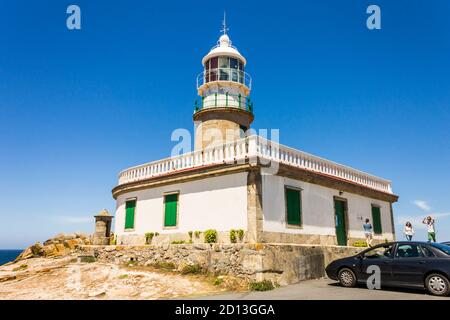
[113,21,397,252]
[193,18,254,150]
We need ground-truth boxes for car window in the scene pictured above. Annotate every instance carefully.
[430,243,450,255]
[420,245,435,257]
[363,244,394,259]
[395,244,423,258]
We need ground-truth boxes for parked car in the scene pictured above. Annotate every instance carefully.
[325,241,450,296]
[442,241,450,246]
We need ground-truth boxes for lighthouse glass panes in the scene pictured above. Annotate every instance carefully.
[204,56,244,84]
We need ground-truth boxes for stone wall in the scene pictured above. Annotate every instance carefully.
[78,243,362,285]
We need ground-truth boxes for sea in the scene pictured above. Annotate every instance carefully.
[0,250,23,265]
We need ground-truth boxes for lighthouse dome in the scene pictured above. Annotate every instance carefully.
[202,34,247,66]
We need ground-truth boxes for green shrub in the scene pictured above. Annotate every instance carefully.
[171,240,186,244]
[145,232,155,244]
[352,240,368,247]
[181,264,203,275]
[249,280,275,291]
[194,231,201,238]
[204,229,218,244]
[237,229,244,241]
[155,232,159,237]
[229,229,237,243]
[213,277,223,286]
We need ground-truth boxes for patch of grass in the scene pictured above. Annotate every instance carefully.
[118,274,129,279]
[352,240,368,247]
[249,280,275,291]
[79,256,96,263]
[180,264,203,275]
[171,240,186,244]
[213,277,223,286]
[151,261,176,270]
[12,264,28,272]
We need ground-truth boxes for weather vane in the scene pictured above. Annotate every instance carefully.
[220,11,229,35]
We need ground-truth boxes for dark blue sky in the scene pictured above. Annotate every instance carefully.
[1,0,449,248]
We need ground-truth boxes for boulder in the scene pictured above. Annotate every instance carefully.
[63,233,77,241]
[55,243,66,255]
[65,238,83,250]
[15,242,44,261]
[42,244,58,257]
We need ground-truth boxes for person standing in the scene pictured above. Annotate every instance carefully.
[363,218,373,247]
[403,221,414,241]
[422,216,436,242]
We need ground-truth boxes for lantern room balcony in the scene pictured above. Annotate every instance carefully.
[194,93,254,114]
[197,68,252,91]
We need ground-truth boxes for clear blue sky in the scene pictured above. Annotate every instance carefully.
[1,0,449,249]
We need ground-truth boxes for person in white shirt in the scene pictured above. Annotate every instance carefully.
[422,216,436,242]
[403,221,414,241]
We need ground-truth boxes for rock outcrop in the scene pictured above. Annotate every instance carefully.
[16,233,92,261]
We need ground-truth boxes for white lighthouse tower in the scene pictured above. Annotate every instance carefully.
[194,15,254,150]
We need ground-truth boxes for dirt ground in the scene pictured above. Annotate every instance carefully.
[0,255,230,300]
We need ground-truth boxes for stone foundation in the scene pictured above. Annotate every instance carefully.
[117,231,246,246]
[78,243,362,285]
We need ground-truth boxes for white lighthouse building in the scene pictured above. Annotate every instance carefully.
[112,26,398,247]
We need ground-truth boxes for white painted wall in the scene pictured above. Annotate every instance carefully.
[114,172,248,237]
[262,175,394,240]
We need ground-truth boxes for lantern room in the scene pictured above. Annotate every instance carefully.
[195,33,253,113]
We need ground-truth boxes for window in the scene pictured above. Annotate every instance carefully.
[420,245,436,257]
[285,187,302,226]
[430,243,450,255]
[230,58,238,69]
[209,57,218,81]
[395,244,423,258]
[371,205,382,234]
[164,193,179,227]
[125,199,136,229]
[219,56,229,68]
[363,244,394,259]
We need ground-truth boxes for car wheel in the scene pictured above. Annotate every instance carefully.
[425,273,450,296]
[338,268,357,287]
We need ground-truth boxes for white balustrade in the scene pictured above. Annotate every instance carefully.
[117,135,393,194]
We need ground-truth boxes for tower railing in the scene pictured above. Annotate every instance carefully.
[117,136,393,194]
[197,68,252,89]
[194,93,253,113]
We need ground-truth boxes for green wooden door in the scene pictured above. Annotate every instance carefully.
[164,194,178,227]
[334,200,347,246]
[372,206,382,234]
[125,200,136,229]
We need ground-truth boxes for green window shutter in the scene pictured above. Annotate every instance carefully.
[286,188,302,226]
[125,200,136,229]
[164,193,178,227]
[372,206,382,234]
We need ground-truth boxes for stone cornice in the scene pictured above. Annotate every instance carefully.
[112,162,254,199]
[273,163,399,203]
[112,161,398,203]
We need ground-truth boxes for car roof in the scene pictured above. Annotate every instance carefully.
[374,241,434,246]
